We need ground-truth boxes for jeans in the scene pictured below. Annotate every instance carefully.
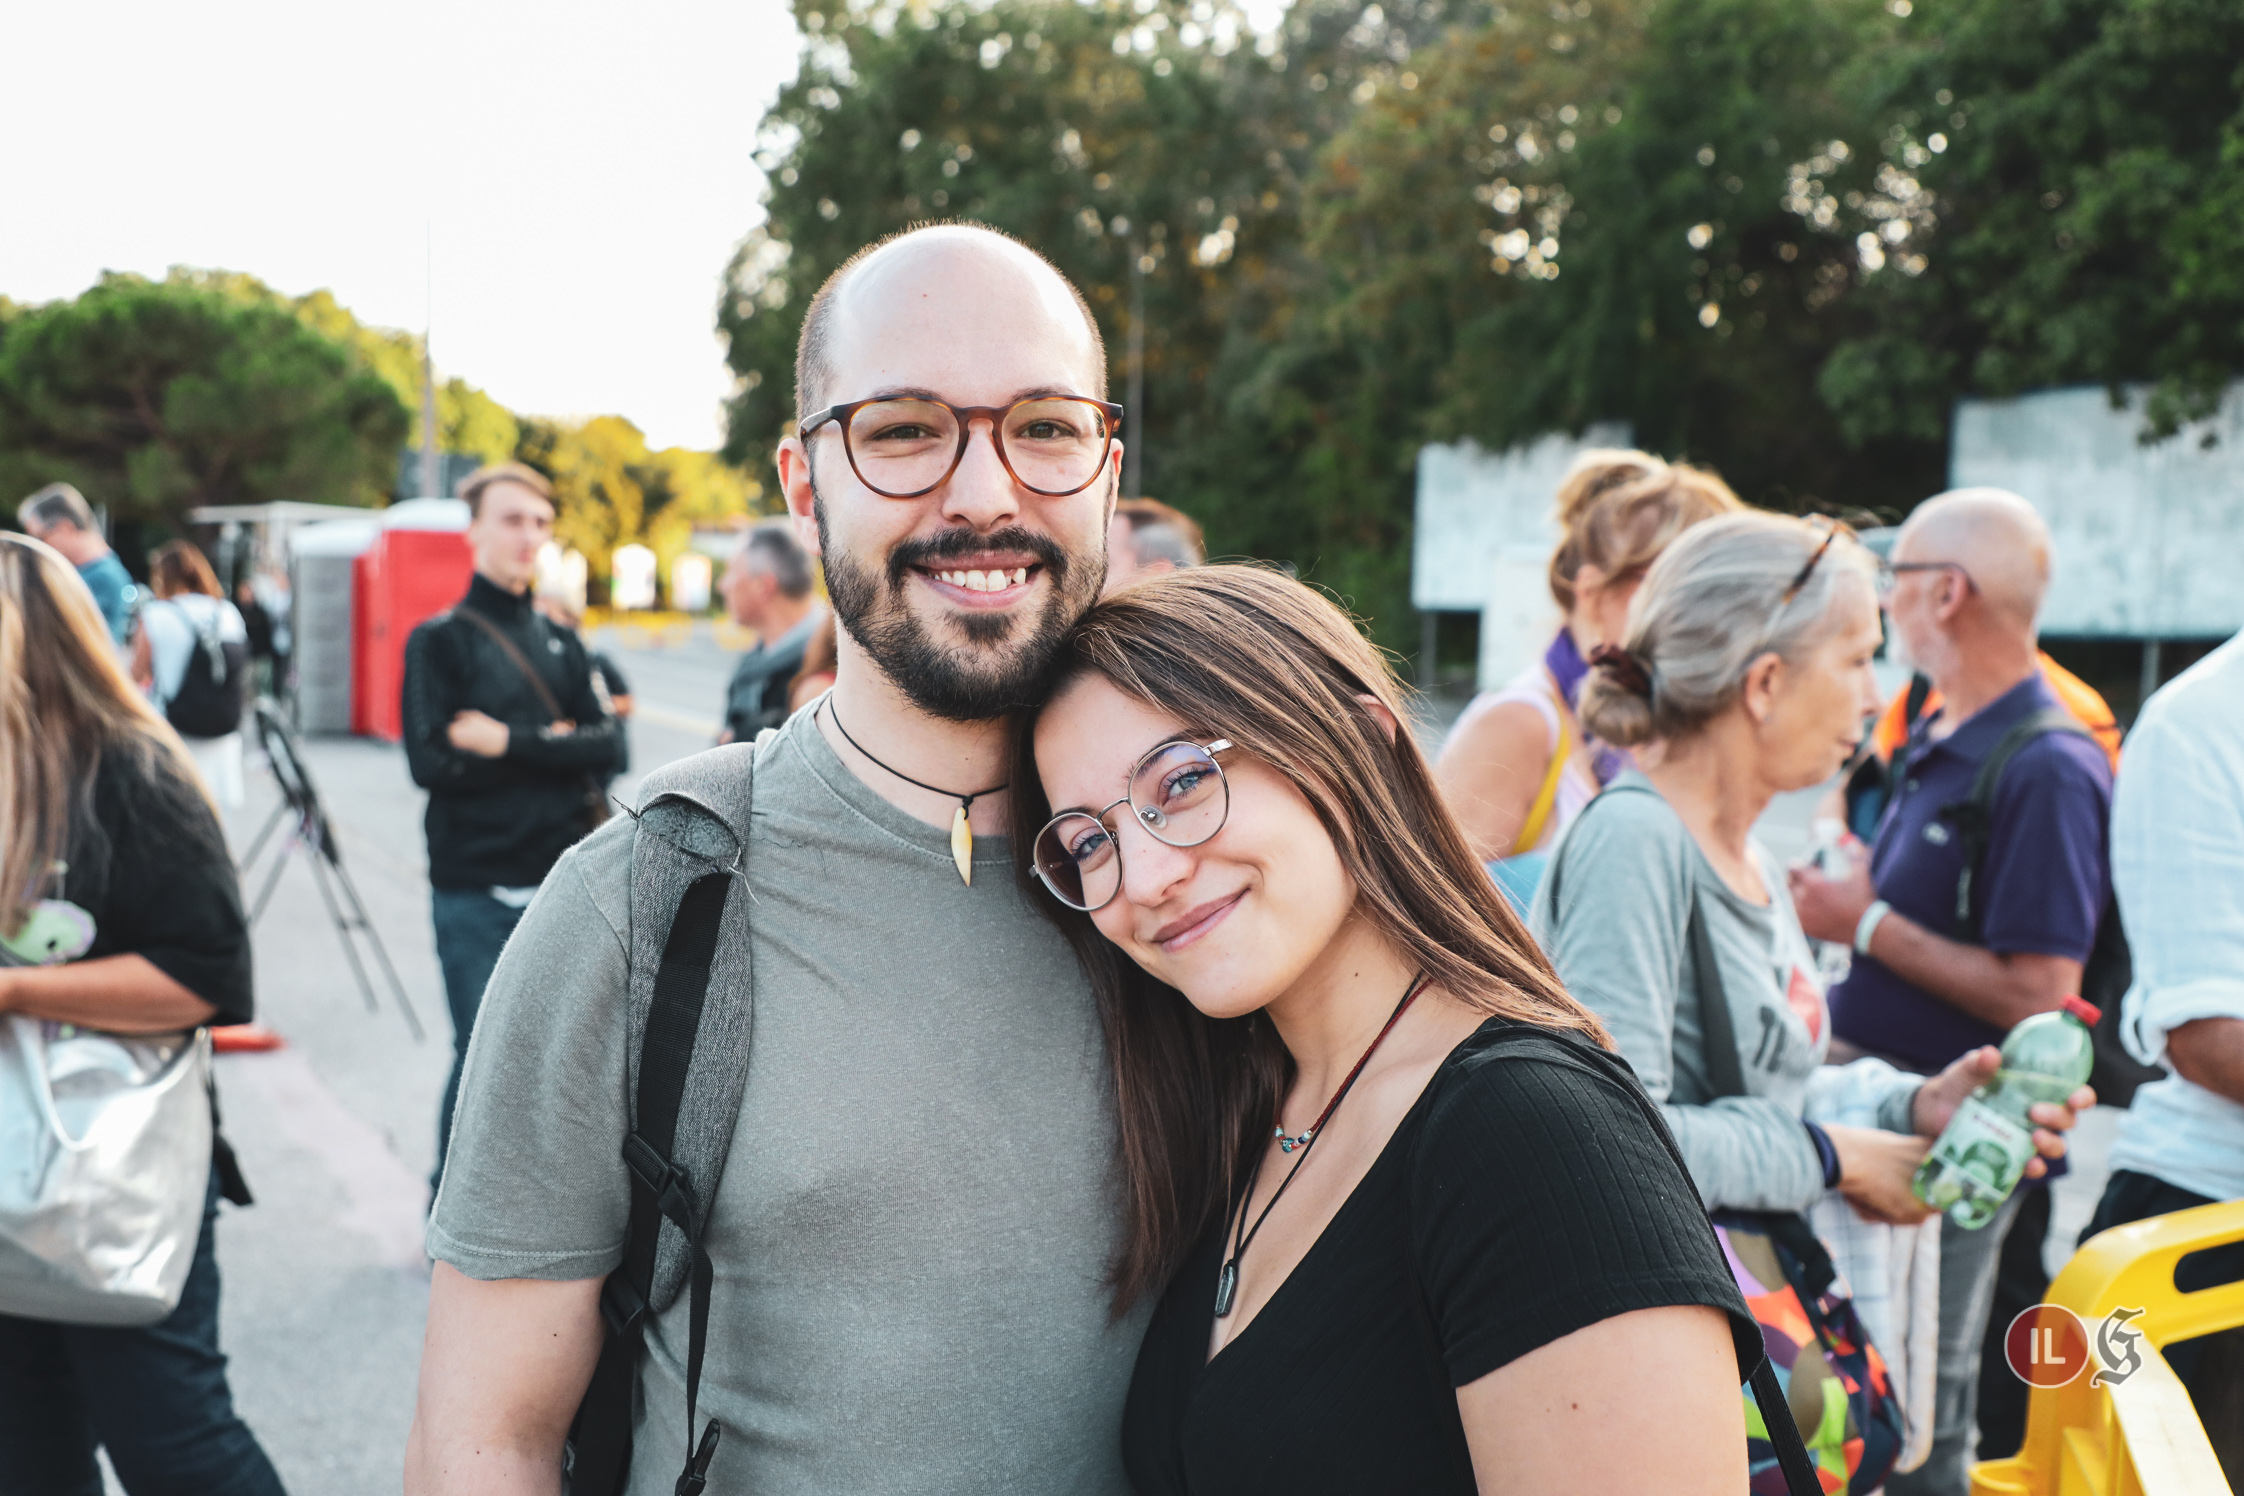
[431,887,527,1191]
[1886,1188,2026,1496]
[0,1171,286,1496]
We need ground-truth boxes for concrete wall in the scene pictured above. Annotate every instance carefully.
[1413,424,1632,689]
[1950,384,2244,639]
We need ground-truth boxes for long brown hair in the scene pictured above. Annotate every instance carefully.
[1011,565,1609,1312]
[148,539,222,599]
[0,533,205,938]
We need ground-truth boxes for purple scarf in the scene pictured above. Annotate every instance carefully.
[1543,630,1630,786]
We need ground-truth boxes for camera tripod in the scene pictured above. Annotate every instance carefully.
[237,699,424,1041]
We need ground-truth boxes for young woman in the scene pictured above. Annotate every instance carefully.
[132,539,252,809]
[0,533,286,1494]
[1437,449,1741,895]
[1012,566,1760,1495]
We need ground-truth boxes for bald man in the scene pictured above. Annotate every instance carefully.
[408,226,1135,1496]
[1791,488,2114,1496]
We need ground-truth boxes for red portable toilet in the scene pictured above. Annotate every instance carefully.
[351,502,474,741]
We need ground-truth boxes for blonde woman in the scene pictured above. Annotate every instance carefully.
[1437,451,1741,901]
[0,533,285,1495]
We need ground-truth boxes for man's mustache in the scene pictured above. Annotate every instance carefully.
[885,526,1072,590]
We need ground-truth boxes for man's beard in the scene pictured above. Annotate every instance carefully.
[814,479,1109,723]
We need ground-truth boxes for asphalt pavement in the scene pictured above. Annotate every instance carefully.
[180,625,2115,1493]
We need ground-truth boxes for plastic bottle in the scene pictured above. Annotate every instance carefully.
[1911,995,2098,1229]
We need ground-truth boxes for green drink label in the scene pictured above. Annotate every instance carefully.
[1930,1094,2032,1194]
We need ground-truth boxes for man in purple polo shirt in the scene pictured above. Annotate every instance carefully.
[1791,487,2111,1496]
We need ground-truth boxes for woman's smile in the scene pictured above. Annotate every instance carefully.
[1150,888,1247,953]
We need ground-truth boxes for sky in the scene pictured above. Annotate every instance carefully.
[4,0,804,452]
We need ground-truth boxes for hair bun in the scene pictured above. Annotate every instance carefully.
[1587,643,1653,699]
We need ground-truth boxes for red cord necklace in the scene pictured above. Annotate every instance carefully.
[1214,971,1429,1319]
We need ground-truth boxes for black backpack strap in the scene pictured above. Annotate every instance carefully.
[1684,889,1749,1101]
[569,738,767,1496]
[1751,1356,1828,1494]
[1945,707,2087,936]
[570,874,731,1496]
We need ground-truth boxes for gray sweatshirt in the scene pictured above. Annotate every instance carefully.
[1530,774,1915,1212]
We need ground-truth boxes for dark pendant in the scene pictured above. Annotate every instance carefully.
[1214,1259,1239,1318]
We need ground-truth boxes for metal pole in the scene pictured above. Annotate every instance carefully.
[420,224,440,499]
[2140,638,2163,707]
[1421,611,1440,686]
[1123,239,1146,499]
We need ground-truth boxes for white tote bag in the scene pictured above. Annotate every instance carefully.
[0,1016,213,1326]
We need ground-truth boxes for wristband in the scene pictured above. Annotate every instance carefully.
[1801,1120,1843,1190]
[1854,899,1893,956]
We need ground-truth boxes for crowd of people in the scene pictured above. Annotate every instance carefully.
[0,218,2234,1496]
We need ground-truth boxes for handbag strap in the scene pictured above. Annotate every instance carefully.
[1752,1357,1827,1495]
[453,605,567,723]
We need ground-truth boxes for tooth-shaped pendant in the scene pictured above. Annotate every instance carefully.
[951,803,974,885]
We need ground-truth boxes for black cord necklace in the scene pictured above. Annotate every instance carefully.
[1214,971,1429,1319]
[824,699,1007,886]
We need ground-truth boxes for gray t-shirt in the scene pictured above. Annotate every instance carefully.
[1530,773,1838,1213]
[428,709,1144,1495]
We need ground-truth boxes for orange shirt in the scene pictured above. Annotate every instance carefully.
[1870,652,2122,770]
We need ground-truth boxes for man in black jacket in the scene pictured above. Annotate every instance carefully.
[402,463,624,1188]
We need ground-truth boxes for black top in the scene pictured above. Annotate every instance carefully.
[47,746,255,1026]
[1122,1019,1759,1496]
[401,573,625,889]
[721,615,816,742]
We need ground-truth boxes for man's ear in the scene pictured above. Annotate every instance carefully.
[1355,693,1401,744]
[777,436,821,556]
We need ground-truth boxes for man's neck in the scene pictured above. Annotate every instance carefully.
[760,593,817,642]
[1928,632,2039,736]
[474,567,529,599]
[50,531,108,568]
[814,643,1012,835]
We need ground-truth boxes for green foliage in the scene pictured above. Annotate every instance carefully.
[516,415,760,592]
[1820,0,2244,445]
[725,0,2244,637]
[0,274,409,523]
[719,0,1480,643]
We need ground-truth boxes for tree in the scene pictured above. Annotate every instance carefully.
[516,416,761,600]
[1299,0,1942,527]
[1818,0,2244,448]
[166,269,520,464]
[718,0,1485,643]
[0,274,409,524]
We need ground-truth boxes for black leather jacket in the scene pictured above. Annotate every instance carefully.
[401,574,624,888]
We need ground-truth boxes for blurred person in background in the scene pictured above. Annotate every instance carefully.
[1102,495,1205,593]
[132,541,251,813]
[402,463,624,1192]
[234,578,276,699]
[2081,629,2244,1460]
[717,517,824,742]
[0,533,285,1496]
[1019,567,1761,1495]
[16,482,136,647]
[534,585,631,788]
[1439,451,1741,908]
[1789,489,2113,1495]
[786,609,839,712]
[1534,513,2082,1256]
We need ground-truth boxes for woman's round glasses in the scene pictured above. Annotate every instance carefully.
[1033,739,1233,912]
[800,395,1124,499]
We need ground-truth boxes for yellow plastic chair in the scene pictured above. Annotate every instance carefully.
[1972,1197,2242,1496]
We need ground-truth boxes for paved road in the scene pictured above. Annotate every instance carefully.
[187,626,2115,1493]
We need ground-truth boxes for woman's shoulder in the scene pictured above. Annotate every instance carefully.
[1546,775,1693,886]
[1415,1018,1660,1160]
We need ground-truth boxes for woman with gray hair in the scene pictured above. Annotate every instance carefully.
[1531,511,2087,1232]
